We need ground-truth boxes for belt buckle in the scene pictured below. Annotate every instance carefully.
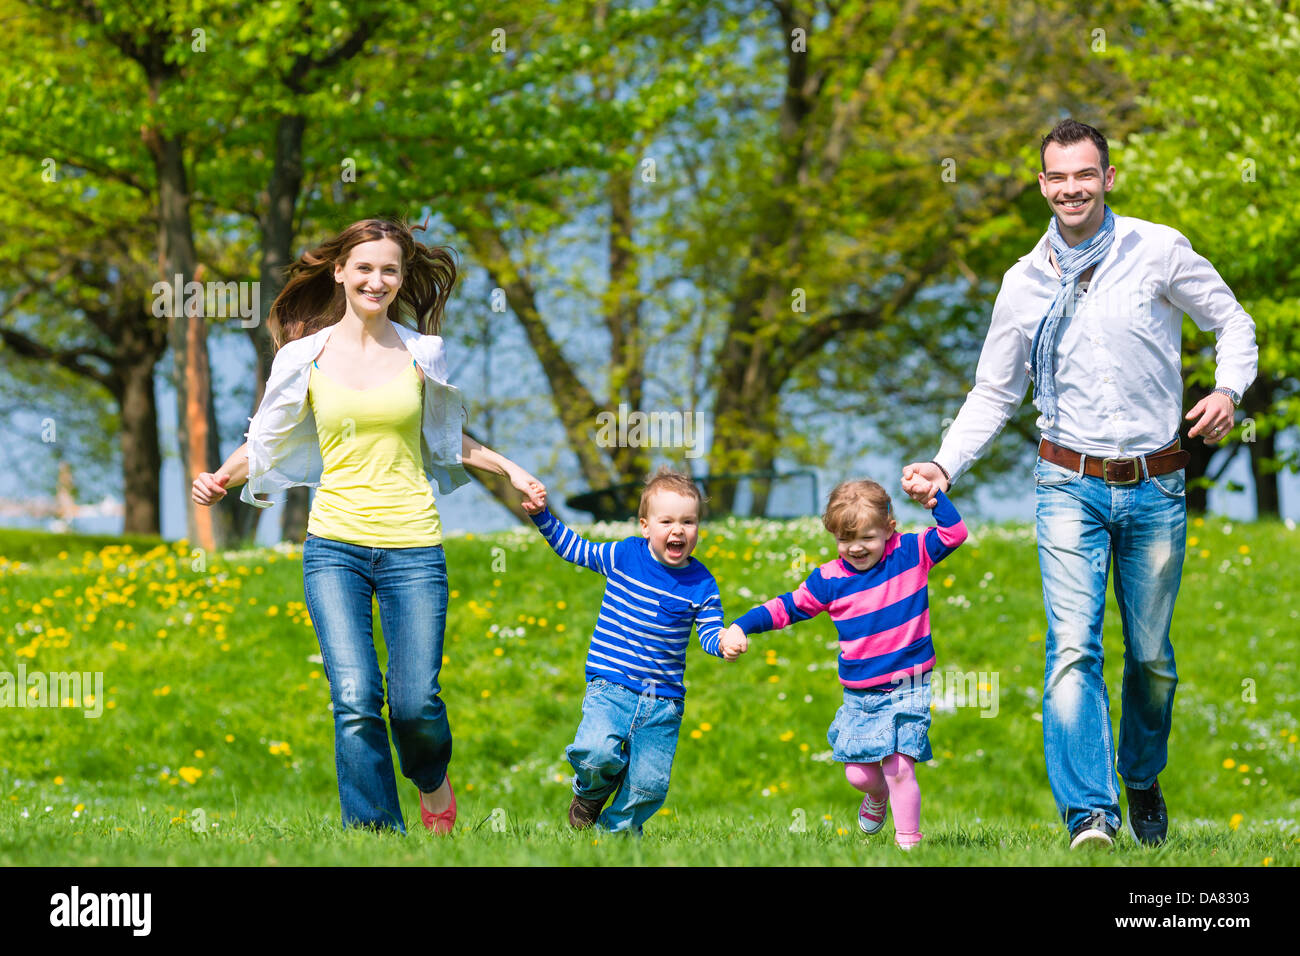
[1102,456,1139,485]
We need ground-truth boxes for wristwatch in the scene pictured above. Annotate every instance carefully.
[1214,386,1241,407]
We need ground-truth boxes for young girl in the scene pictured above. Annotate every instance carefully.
[720,479,967,849]
[192,218,544,835]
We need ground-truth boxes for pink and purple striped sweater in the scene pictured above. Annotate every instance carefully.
[734,491,968,689]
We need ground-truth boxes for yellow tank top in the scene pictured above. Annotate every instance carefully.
[305,359,443,547]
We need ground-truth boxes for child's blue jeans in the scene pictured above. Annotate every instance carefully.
[302,533,452,834]
[566,676,685,834]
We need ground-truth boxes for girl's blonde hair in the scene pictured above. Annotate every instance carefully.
[822,479,894,537]
[268,218,458,350]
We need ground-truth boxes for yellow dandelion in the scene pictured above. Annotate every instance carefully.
[1238,764,1249,773]
[1238,545,1249,555]
[943,575,955,588]
[74,803,84,812]
[178,767,202,784]
[1223,758,1235,769]
[556,601,567,610]
[450,590,460,599]
[800,743,809,752]
[225,734,235,743]
[53,776,64,786]
[556,624,566,632]
[194,749,204,758]
[767,675,780,683]
[493,647,504,657]
[1188,537,1199,547]
[481,689,491,698]
[1229,813,1243,831]
[267,606,279,616]
[1263,857,1272,867]
[699,722,713,732]
[779,730,795,742]
[690,729,703,739]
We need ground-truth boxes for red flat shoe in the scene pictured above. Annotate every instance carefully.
[419,779,456,834]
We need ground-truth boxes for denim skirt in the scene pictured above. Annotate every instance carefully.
[827,674,933,764]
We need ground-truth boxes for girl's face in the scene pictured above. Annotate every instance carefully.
[836,515,896,572]
[334,238,403,318]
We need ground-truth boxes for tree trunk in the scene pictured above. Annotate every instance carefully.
[151,128,230,550]
[1248,426,1279,518]
[117,352,162,535]
[231,111,308,545]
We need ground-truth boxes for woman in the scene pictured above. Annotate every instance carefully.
[192,218,544,835]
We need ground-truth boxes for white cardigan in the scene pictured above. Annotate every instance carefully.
[239,319,469,509]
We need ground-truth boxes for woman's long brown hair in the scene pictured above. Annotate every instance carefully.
[268,218,458,350]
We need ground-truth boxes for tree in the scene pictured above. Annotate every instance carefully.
[1116,0,1300,515]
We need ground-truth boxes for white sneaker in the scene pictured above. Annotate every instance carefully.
[858,793,888,835]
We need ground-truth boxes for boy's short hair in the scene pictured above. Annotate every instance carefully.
[822,479,894,537]
[638,466,704,521]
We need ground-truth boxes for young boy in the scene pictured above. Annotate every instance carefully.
[522,467,746,833]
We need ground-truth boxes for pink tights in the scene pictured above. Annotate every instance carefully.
[846,754,921,844]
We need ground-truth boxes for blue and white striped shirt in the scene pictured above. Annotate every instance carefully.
[529,509,725,699]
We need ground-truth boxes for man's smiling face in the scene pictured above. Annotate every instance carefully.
[1038,140,1116,244]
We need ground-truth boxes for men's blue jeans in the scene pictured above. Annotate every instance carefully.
[1034,456,1185,834]
[302,533,452,834]
[567,677,685,834]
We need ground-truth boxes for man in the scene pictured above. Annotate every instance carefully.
[901,119,1257,849]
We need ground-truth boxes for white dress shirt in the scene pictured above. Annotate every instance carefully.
[239,319,469,509]
[934,214,1258,483]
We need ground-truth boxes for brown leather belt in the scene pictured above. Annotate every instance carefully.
[1038,437,1190,485]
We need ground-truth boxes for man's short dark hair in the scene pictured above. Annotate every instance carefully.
[1040,119,1110,173]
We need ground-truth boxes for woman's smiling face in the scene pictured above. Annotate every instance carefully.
[335,238,403,316]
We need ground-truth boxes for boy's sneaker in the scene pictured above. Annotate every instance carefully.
[857,793,888,835]
[568,793,607,830]
[1068,810,1117,850]
[1126,779,1168,846]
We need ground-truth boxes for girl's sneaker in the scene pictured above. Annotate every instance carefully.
[895,831,923,850]
[857,793,888,835]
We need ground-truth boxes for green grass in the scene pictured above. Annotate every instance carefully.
[0,514,1296,866]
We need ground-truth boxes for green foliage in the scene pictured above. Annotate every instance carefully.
[1119,0,1300,469]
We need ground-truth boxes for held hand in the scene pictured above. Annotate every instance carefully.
[1186,393,1236,445]
[901,462,949,510]
[515,475,547,514]
[192,472,229,507]
[719,624,749,661]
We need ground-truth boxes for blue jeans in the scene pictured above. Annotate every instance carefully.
[566,677,685,834]
[302,533,452,834]
[1034,456,1185,834]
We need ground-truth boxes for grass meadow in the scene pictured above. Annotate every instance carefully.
[0,513,1295,866]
